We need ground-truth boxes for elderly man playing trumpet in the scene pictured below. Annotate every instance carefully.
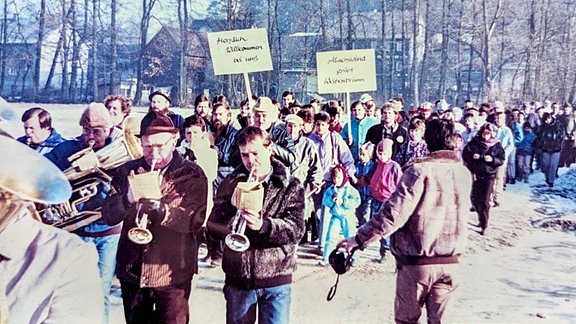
[101,111,208,324]
[208,126,305,324]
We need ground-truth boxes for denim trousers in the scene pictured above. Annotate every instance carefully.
[82,233,120,324]
[371,199,390,253]
[224,283,292,324]
[541,151,560,184]
[355,195,372,227]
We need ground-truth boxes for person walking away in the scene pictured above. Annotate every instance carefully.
[462,123,505,235]
[338,119,471,324]
[319,165,360,266]
[370,139,403,262]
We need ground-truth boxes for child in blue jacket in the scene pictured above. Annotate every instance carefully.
[516,122,537,183]
[320,165,361,266]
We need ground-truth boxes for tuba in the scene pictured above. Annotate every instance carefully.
[39,115,143,231]
[225,168,263,252]
[0,135,71,232]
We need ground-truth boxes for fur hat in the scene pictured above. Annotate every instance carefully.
[79,103,112,129]
[139,111,178,137]
[148,89,171,104]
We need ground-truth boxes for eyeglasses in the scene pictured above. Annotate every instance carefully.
[82,127,107,136]
[142,136,174,150]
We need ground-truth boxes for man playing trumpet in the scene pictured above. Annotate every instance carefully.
[208,126,305,324]
[102,111,208,324]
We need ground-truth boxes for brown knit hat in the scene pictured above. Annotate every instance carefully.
[139,111,178,137]
[148,90,171,104]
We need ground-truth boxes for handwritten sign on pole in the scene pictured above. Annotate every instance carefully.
[207,28,273,75]
[316,49,377,94]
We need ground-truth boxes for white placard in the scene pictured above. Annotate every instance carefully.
[316,49,377,94]
[207,28,273,75]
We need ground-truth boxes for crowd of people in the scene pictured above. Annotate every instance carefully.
[0,89,574,324]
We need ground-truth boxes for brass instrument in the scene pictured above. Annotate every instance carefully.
[127,160,160,245]
[0,135,71,232]
[225,168,263,252]
[39,116,143,231]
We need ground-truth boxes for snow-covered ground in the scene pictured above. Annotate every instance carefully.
[2,102,576,323]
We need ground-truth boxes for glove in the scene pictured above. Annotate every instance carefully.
[139,198,166,225]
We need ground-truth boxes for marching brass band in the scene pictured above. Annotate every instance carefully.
[1,94,305,324]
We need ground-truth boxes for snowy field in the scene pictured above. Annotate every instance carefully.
[2,102,576,323]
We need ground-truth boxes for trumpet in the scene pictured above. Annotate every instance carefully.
[225,168,262,253]
[127,203,154,245]
[127,160,159,245]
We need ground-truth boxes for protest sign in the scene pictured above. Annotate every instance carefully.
[207,28,273,75]
[316,49,376,94]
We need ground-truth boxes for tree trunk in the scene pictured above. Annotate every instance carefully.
[109,0,117,95]
[0,0,7,97]
[69,0,79,103]
[411,0,421,106]
[91,0,99,102]
[177,0,189,106]
[34,0,45,102]
[134,0,157,106]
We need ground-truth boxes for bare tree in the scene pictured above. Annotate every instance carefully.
[134,0,157,106]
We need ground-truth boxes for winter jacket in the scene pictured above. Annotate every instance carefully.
[516,131,537,155]
[354,160,376,199]
[291,135,323,187]
[462,138,505,180]
[356,150,471,265]
[266,123,296,168]
[365,122,410,166]
[44,135,117,234]
[495,125,515,158]
[340,116,380,160]
[207,159,305,290]
[322,182,361,218]
[101,152,208,287]
[370,159,403,203]
[309,131,356,182]
[536,119,564,153]
[17,128,65,154]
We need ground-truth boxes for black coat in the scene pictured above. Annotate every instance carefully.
[536,119,564,153]
[462,138,506,180]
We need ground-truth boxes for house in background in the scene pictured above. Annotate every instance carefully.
[142,26,210,105]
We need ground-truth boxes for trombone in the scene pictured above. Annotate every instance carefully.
[225,168,261,252]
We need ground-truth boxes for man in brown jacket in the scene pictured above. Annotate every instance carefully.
[102,111,208,324]
[339,119,471,324]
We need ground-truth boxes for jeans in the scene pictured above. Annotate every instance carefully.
[81,234,120,324]
[541,151,561,184]
[517,153,531,181]
[120,281,191,324]
[371,200,390,253]
[312,185,329,248]
[224,284,292,324]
